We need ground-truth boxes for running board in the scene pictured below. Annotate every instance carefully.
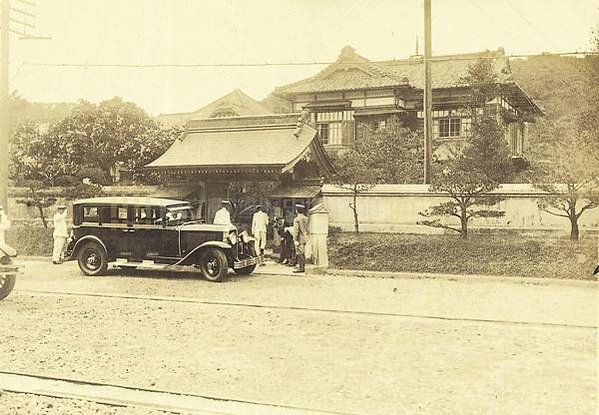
[110,260,196,272]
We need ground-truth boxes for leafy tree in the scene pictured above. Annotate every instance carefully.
[360,116,424,184]
[49,97,180,184]
[10,122,103,227]
[419,59,513,238]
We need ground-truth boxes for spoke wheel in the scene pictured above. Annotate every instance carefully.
[199,248,228,282]
[77,242,108,276]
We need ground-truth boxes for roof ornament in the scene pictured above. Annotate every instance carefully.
[293,109,311,138]
[339,45,356,61]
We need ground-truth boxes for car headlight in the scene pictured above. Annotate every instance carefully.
[227,231,238,245]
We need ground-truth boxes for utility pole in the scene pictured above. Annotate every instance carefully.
[423,0,433,184]
[0,0,46,213]
[0,0,9,212]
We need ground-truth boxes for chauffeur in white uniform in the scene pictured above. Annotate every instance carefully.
[251,205,269,257]
[213,200,232,225]
[52,205,69,264]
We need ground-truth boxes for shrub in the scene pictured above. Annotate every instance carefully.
[6,226,53,256]
[328,232,597,280]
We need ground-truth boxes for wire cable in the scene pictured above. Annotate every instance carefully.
[18,50,598,69]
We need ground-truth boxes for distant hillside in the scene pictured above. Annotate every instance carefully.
[509,54,598,155]
[8,93,75,127]
[510,55,596,129]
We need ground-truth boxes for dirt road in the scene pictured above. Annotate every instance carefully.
[0,260,596,414]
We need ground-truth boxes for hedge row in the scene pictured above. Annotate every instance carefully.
[328,232,597,280]
[6,227,54,256]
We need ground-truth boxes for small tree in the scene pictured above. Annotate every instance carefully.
[530,34,599,241]
[532,131,599,241]
[10,122,64,227]
[419,116,513,238]
[418,57,514,238]
[331,146,384,234]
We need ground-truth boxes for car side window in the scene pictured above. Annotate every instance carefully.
[82,206,100,223]
[132,206,161,224]
[96,206,128,224]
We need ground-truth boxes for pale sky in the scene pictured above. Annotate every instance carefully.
[8,0,599,116]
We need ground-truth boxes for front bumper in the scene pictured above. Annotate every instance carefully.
[233,255,263,270]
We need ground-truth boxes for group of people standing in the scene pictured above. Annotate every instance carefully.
[213,200,309,273]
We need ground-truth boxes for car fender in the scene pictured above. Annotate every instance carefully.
[174,241,232,265]
[69,235,108,260]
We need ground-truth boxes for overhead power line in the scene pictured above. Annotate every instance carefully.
[19,50,599,69]
[465,0,595,105]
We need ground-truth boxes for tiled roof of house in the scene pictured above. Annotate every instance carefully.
[274,46,512,95]
[156,89,271,128]
[274,46,408,95]
[146,114,334,175]
[379,50,512,89]
[274,46,543,115]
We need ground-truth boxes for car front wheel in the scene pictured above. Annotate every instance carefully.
[0,273,16,300]
[199,248,228,282]
[77,242,108,276]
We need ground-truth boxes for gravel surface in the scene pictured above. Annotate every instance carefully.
[0,260,597,414]
[0,391,176,415]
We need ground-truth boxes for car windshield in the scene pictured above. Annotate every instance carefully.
[165,206,194,225]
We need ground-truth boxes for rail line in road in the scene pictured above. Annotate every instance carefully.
[0,370,357,415]
[16,289,597,330]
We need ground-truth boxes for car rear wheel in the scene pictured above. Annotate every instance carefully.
[78,242,108,276]
[0,273,16,300]
[199,248,228,282]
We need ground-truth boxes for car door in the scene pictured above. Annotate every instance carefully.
[93,205,132,258]
[130,206,179,262]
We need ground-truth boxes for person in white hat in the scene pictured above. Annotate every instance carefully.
[251,205,269,260]
[52,205,69,264]
[213,200,232,225]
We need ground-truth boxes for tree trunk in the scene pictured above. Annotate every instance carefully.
[37,204,48,228]
[460,203,468,239]
[568,198,579,241]
[569,215,579,241]
[352,188,359,234]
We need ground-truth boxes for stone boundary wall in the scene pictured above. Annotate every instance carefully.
[322,184,599,236]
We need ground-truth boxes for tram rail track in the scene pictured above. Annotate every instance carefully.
[0,370,357,415]
[16,288,597,330]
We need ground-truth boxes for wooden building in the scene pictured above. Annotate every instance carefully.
[273,46,543,159]
[146,114,334,224]
[156,89,271,128]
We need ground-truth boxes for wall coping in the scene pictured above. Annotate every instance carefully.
[322,183,569,197]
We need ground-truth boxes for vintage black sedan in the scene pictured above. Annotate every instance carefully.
[65,197,261,281]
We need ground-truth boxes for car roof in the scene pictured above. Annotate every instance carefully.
[73,196,191,207]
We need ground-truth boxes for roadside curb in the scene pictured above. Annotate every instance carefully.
[17,256,52,262]
[325,269,598,287]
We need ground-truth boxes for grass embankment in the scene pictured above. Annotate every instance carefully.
[328,232,598,280]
